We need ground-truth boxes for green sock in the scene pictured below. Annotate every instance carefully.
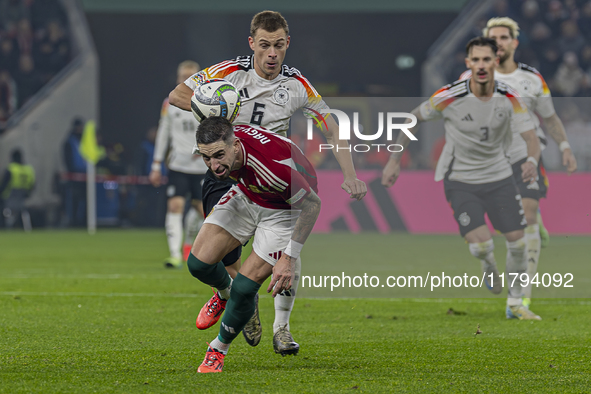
[186,253,231,290]
[218,273,260,344]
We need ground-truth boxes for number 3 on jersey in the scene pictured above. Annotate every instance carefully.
[250,102,266,126]
[480,126,489,142]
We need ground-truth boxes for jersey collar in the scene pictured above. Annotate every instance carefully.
[465,78,499,95]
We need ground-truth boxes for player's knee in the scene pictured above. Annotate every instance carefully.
[506,237,526,255]
[167,197,184,213]
[186,252,213,279]
[525,211,537,226]
[468,239,494,260]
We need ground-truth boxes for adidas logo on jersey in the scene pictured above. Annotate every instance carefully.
[269,251,283,260]
[461,114,474,121]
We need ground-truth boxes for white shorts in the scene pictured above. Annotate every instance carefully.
[204,185,300,266]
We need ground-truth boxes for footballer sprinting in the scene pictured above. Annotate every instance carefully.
[459,17,577,311]
[382,36,542,321]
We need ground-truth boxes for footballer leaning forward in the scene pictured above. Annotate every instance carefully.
[168,11,367,356]
[188,117,321,373]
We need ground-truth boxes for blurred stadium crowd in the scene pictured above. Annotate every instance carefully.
[0,0,70,132]
[309,0,591,172]
[448,0,591,96]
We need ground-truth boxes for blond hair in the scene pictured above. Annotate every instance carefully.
[178,60,200,73]
[483,17,520,39]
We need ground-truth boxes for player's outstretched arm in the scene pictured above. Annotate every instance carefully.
[519,129,541,183]
[543,113,577,174]
[267,190,321,297]
[322,116,367,201]
[382,107,423,188]
[168,83,193,111]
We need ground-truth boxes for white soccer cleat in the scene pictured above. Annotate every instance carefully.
[506,305,541,321]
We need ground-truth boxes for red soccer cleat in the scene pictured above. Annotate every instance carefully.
[197,344,225,373]
[183,244,192,262]
[196,291,227,330]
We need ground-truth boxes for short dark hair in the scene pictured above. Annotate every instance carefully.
[250,10,289,37]
[465,36,498,56]
[11,149,22,164]
[196,117,234,145]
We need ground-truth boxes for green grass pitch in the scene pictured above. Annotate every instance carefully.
[1,230,590,393]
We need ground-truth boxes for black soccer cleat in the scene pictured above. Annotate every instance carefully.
[242,293,262,346]
[273,325,299,356]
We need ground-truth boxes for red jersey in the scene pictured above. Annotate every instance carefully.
[229,124,318,209]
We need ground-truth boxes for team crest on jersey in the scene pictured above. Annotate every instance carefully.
[494,107,506,120]
[273,87,290,105]
[520,80,532,92]
[458,212,471,226]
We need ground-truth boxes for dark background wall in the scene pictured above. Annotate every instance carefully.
[85,12,458,162]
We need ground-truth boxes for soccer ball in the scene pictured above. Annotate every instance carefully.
[191,79,241,123]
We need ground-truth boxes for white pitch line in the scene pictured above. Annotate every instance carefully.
[1,274,178,279]
[0,291,200,298]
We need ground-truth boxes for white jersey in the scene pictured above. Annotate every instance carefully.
[154,98,208,174]
[460,63,555,164]
[184,55,329,136]
[421,79,535,184]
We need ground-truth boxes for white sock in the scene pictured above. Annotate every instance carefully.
[209,336,230,355]
[523,224,541,299]
[218,278,233,300]
[165,212,183,259]
[273,256,301,334]
[184,207,203,245]
[505,238,527,307]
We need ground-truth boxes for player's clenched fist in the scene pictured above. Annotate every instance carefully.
[520,161,537,184]
[342,178,367,200]
[562,148,577,174]
[149,168,162,187]
[382,157,401,188]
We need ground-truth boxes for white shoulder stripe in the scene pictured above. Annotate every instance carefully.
[208,60,233,75]
[248,155,288,187]
[432,85,467,106]
[247,161,285,191]
[247,160,286,192]
[433,83,467,99]
[209,62,241,77]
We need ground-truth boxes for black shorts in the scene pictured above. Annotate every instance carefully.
[511,157,548,201]
[166,170,206,201]
[202,170,241,266]
[444,176,527,237]
[202,170,238,217]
